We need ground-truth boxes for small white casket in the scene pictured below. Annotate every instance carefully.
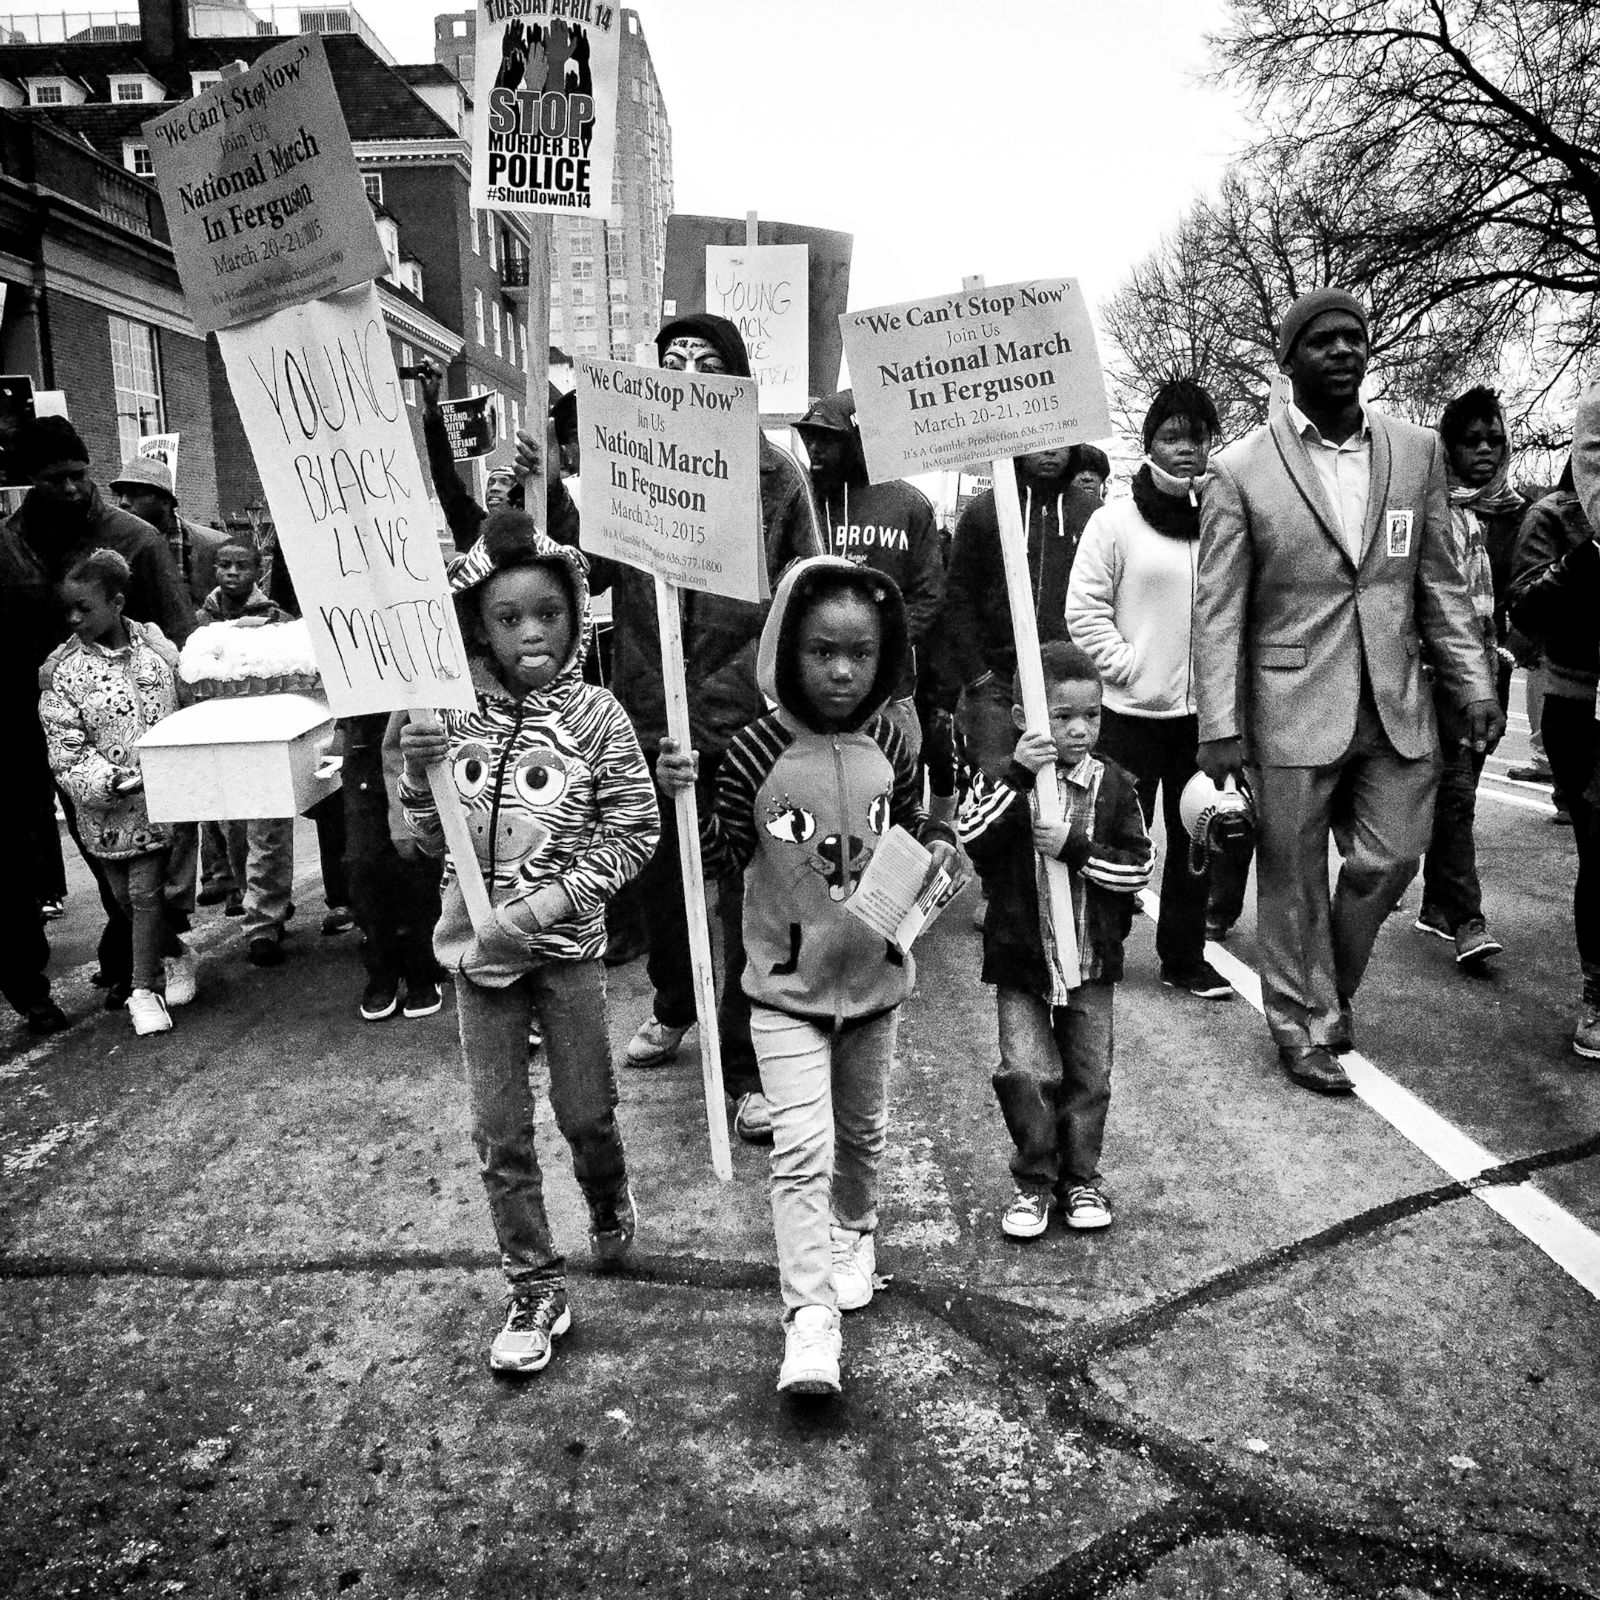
[137,693,340,822]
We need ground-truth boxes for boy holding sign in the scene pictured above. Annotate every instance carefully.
[398,513,658,1376]
[659,557,964,1396]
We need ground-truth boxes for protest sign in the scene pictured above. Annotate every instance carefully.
[573,356,765,602]
[215,282,475,719]
[0,374,35,487]
[439,393,499,461]
[839,278,1113,484]
[664,215,852,400]
[705,244,808,414]
[469,0,621,217]
[138,431,179,489]
[142,35,386,334]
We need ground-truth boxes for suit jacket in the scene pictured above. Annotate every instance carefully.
[178,516,226,606]
[1195,408,1491,768]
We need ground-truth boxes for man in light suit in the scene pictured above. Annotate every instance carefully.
[1195,289,1504,1095]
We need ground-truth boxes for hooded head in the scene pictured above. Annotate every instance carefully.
[24,415,94,524]
[757,556,908,734]
[449,508,591,694]
[795,389,865,489]
[655,312,751,378]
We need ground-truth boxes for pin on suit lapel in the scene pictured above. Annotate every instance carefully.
[1268,409,1351,567]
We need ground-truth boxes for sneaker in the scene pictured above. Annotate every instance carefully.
[1001,1187,1051,1240]
[1573,1006,1600,1061]
[776,1305,841,1396]
[402,979,443,1019]
[39,898,64,921]
[1205,917,1232,944]
[1160,959,1234,1000]
[1454,919,1503,965]
[1414,906,1452,941]
[25,1001,70,1036]
[589,1186,637,1267]
[625,1014,689,1068]
[248,932,286,968]
[1063,1184,1113,1231]
[830,1225,876,1312]
[223,892,245,918]
[489,1284,571,1375]
[162,948,199,1007]
[733,1091,774,1145]
[359,978,400,1021]
[320,906,355,937]
[126,988,172,1036]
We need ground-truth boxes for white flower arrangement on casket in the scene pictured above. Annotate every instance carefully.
[177,618,323,700]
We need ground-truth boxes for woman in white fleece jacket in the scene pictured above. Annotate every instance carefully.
[1065,379,1234,1001]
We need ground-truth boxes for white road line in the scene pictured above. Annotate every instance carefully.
[1476,785,1557,816]
[1142,889,1600,1299]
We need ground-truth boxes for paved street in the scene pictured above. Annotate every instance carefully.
[3,681,1597,1599]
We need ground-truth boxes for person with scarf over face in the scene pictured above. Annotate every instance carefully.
[600,313,822,1151]
[1414,388,1526,967]
[1065,380,1235,1000]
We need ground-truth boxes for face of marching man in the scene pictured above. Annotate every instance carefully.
[1285,311,1368,411]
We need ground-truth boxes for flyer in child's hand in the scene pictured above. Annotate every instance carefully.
[838,279,1112,484]
[845,827,957,955]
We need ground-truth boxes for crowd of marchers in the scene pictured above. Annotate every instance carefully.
[2,287,1597,1400]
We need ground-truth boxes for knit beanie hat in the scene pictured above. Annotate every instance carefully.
[26,415,89,474]
[1275,289,1368,365]
[1141,378,1220,453]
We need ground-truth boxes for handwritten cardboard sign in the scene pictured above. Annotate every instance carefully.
[470,0,621,217]
[705,244,808,415]
[440,393,498,460]
[665,215,851,401]
[142,35,386,334]
[574,357,764,602]
[839,278,1112,482]
[215,283,474,716]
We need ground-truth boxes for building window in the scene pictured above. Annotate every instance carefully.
[487,224,497,270]
[570,283,592,306]
[109,315,163,463]
[492,302,502,358]
[471,209,481,254]
[32,83,63,105]
[398,342,417,407]
[362,171,382,204]
[511,398,521,444]
[114,80,145,102]
[190,72,222,96]
[452,17,467,35]
[574,312,595,330]
[475,289,485,346]
[613,307,629,329]
[570,257,593,279]
[123,143,154,177]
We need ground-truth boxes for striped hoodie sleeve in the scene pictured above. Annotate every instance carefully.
[957,762,1030,873]
[1080,765,1153,895]
[397,715,448,858]
[703,719,784,878]
[877,717,956,848]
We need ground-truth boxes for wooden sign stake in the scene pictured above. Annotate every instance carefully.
[963,274,1081,986]
[655,571,734,1182]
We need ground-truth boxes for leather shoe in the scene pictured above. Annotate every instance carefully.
[1279,1045,1354,1096]
[1326,996,1355,1054]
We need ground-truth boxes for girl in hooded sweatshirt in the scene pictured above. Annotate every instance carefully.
[398,511,659,1378]
[658,558,964,1397]
[1065,380,1236,1002]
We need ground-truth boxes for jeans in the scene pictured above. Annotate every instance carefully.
[750,1005,898,1318]
[200,821,236,895]
[992,981,1113,1192]
[101,849,174,991]
[223,817,295,940]
[1420,693,1488,931]
[1097,709,1207,970]
[456,959,630,1291]
[636,750,758,1099]
[1542,696,1600,990]
[308,792,349,908]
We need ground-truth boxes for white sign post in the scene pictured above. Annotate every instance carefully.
[576,355,765,1181]
[842,275,1116,985]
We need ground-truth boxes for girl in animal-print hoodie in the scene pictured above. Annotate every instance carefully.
[398,511,658,1377]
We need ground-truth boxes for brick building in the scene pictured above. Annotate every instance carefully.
[0,0,538,524]
[433,6,673,362]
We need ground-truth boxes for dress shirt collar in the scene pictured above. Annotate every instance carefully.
[1286,397,1370,450]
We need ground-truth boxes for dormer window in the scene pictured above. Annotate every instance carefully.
[122,141,155,177]
[109,74,163,103]
[190,71,223,98]
[26,77,86,107]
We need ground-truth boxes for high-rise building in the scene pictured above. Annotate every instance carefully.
[433,7,672,365]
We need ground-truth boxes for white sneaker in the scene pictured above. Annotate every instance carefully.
[776,1305,841,1395]
[733,1091,774,1144]
[162,949,198,1007]
[1001,1188,1051,1239]
[127,988,172,1036]
[830,1224,875,1311]
[625,1014,690,1068]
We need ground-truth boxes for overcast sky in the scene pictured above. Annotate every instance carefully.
[380,0,1250,318]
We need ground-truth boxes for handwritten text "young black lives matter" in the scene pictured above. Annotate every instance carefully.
[246,315,460,692]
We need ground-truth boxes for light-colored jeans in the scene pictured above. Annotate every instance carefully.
[101,848,170,991]
[223,817,295,940]
[750,1004,898,1319]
